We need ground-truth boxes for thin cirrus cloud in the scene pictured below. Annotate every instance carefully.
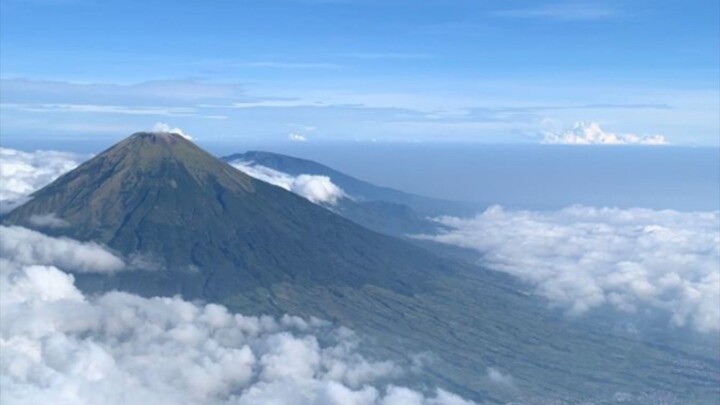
[494,3,619,21]
[1,103,227,120]
[340,53,430,60]
[229,61,342,69]
[2,77,714,145]
[416,205,720,333]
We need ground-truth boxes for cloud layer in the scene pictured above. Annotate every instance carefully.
[0,148,85,212]
[229,161,347,205]
[418,205,720,332]
[0,227,473,405]
[0,225,125,273]
[543,122,668,145]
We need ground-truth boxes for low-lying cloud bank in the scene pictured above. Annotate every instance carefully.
[0,225,125,273]
[543,122,668,145]
[417,205,720,333]
[229,161,347,205]
[0,228,474,405]
[0,148,85,213]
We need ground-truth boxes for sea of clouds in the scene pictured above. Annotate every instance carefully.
[0,226,475,405]
[0,148,474,404]
[417,205,720,333]
[0,148,85,213]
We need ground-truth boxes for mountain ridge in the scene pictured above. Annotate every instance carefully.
[223,150,482,217]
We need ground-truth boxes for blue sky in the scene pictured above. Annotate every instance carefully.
[1,0,718,146]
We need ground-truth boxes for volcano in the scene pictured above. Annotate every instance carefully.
[4,132,452,299]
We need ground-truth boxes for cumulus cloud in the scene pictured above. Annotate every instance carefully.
[289,133,308,142]
[229,161,347,205]
[152,122,193,140]
[417,205,720,333]
[0,234,474,405]
[543,122,669,145]
[0,148,85,212]
[0,225,125,273]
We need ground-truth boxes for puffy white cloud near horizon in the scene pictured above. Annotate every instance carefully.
[543,122,669,145]
[229,161,347,205]
[288,132,308,142]
[0,229,474,405]
[417,205,720,333]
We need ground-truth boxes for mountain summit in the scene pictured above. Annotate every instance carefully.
[5,131,449,299]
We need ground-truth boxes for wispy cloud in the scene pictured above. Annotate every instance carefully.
[341,53,429,60]
[0,78,248,105]
[1,103,196,117]
[230,61,341,69]
[494,3,619,21]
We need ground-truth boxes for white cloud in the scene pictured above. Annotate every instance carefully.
[0,232,474,405]
[416,205,720,333]
[494,4,617,21]
[291,175,346,205]
[0,226,125,273]
[543,122,668,145]
[2,102,197,117]
[152,122,193,140]
[28,213,70,228]
[0,148,86,213]
[229,161,346,205]
[486,368,515,389]
[289,133,308,142]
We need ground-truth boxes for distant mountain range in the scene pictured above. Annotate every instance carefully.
[222,151,472,237]
[5,133,719,403]
[223,151,482,215]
